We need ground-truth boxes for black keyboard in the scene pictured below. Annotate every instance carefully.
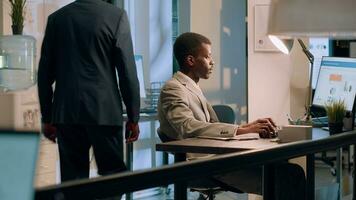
[312,116,328,127]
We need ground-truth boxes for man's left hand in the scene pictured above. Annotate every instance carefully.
[42,123,57,143]
[125,121,140,143]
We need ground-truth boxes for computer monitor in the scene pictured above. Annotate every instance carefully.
[313,56,356,111]
[0,130,39,200]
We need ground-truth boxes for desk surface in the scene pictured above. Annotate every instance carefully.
[156,128,330,154]
[156,135,278,154]
[155,128,338,200]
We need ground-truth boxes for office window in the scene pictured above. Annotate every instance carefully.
[172,0,179,73]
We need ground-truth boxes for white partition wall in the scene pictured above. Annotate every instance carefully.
[248,0,308,125]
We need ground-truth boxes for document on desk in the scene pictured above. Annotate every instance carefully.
[197,133,259,141]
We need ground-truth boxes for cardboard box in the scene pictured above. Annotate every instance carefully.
[278,125,312,143]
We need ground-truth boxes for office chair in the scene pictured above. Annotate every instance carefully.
[157,104,241,200]
[157,131,242,200]
[316,145,351,176]
[316,152,336,175]
[190,179,243,200]
[211,104,236,124]
[192,104,242,199]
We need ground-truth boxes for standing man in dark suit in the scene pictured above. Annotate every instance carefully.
[38,0,140,185]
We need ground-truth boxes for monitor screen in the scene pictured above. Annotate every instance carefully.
[0,130,39,200]
[313,56,356,111]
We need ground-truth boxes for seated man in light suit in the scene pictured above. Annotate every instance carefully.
[157,32,306,199]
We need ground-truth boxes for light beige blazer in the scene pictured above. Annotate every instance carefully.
[157,72,238,140]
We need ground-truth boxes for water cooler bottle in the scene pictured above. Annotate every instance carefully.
[0,35,39,131]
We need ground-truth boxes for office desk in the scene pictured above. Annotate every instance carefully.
[156,129,351,200]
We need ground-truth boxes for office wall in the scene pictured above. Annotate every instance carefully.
[248,0,309,124]
[248,0,289,124]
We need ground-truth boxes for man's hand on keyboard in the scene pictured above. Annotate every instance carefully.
[239,117,278,138]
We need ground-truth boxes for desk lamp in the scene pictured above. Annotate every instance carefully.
[269,37,314,121]
[267,0,356,122]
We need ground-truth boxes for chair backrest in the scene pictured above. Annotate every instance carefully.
[212,105,236,124]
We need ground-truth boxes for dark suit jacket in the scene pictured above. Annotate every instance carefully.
[38,0,140,126]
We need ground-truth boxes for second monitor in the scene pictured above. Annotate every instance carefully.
[313,56,356,112]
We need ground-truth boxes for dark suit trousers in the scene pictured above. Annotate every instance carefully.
[56,125,127,182]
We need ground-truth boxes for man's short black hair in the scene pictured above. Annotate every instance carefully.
[173,32,211,69]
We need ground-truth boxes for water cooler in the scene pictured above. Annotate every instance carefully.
[0,35,40,131]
